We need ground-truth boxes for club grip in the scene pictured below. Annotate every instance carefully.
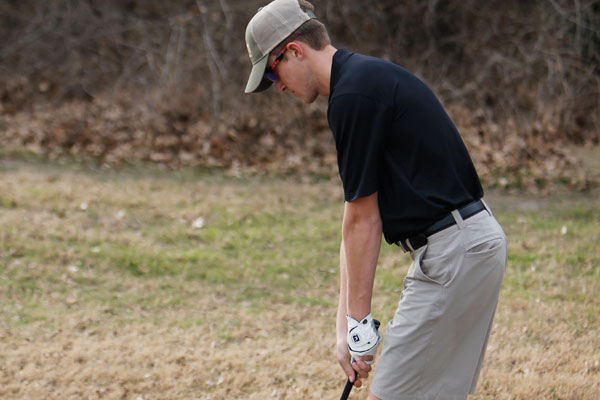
[340,378,354,400]
[339,319,381,400]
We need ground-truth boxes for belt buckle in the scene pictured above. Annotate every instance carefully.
[397,234,427,253]
[397,237,418,253]
[397,238,410,252]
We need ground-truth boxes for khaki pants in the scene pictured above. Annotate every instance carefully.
[371,205,507,400]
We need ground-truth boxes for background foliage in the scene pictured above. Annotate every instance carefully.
[1,0,598,188]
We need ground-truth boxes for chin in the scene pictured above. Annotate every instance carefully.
[302,93,319,104]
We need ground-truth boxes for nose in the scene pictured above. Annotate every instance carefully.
[276,81,286,93]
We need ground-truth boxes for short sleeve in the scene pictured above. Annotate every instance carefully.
[328,94,388,202]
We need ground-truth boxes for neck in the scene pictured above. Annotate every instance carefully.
[306,44,337,97]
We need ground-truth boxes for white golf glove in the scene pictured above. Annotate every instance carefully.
[346,313,381,365]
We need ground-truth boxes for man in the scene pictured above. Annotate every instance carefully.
[244,1,507,399]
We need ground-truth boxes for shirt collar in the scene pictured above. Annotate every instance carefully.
[329,48,352,99]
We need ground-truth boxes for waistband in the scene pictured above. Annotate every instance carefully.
[396,199,486,252]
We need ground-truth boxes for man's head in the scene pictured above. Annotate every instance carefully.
[244,0,331,99]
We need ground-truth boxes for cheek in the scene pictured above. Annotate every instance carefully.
[279,64,302,87]
[279,69,296,88]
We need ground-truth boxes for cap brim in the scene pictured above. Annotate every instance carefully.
[245,54,273,93]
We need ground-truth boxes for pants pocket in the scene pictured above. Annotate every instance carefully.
[465,235,506,261]
[408,245,444,286]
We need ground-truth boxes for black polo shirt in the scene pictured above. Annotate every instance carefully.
[327,49,483,244]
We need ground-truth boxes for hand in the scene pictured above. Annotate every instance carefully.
[337,337,373,387]
[346,313,381,364]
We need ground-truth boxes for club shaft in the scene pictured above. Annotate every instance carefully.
[340,376,354,400]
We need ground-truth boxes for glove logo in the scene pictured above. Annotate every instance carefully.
[352,334,360,344]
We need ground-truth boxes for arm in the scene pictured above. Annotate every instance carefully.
[336,192,382,385]
[336,239,349,348]
[342,192,382,319]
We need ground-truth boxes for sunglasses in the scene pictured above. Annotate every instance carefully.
[264,45,289,82]
[264,34,299,82]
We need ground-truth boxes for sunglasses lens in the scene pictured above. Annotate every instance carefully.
[264,71,278,82]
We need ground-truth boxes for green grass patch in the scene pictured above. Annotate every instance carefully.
[1,157,599,333]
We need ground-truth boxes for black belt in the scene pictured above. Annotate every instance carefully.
[396,199,486,252]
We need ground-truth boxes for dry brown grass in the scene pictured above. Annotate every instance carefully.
[1,155,599,399]
[2,298,598,399]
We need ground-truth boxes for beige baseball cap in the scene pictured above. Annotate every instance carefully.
[244,0,316,93]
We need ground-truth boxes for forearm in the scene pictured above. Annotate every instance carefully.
[342,197,382,320]
[337,240,349,343]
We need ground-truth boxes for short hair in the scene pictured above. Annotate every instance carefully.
[270,0,331,55]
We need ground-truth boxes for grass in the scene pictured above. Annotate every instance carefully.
[0,155,599,399]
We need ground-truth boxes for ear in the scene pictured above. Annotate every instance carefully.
[286,41,304,59]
